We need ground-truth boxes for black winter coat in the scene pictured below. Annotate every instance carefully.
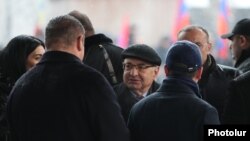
[113,81,160,123]
[84,34,124,86]
[0,81,11,141]
[7,51,130,141]
[198,55,240,121]
[223,50,250,124]
[0,69,13,141]
[223,71,250,124]
[128,77,220,141]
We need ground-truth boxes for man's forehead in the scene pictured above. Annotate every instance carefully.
[178,31,207,42]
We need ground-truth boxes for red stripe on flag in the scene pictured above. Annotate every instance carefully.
[171,0,190,41]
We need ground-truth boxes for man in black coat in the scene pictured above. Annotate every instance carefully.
[114,44,161,123]
[128,41,220,141]
[69,10,123,86]
[7,15,129,141]
[221,18,250,124]
[177,25,240,122]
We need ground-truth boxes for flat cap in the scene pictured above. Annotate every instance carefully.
[165,40,202,72]
[122,44,161,66]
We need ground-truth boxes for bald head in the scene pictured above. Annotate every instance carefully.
[178,25,210,42]
[68,10,95,37]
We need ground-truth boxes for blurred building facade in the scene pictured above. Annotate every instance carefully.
[0,0,176,48]
[1,0,250,65]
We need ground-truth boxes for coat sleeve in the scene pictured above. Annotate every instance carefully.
[84,72,130,141]
[204,106,220,125]
[223,81,245,124]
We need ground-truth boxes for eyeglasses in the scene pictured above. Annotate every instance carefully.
[123,63,155,71]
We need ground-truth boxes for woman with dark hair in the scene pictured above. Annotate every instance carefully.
[0,35,45,141]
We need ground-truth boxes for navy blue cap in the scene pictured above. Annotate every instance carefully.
[165,40,202,72]
[221,18,250,40]
[122,44,161,66]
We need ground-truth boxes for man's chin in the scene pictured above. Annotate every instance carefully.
[127,84,141,91]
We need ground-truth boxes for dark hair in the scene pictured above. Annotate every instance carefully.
[45,15,85,48]
[0,35,45,84]
[68,10,94,36]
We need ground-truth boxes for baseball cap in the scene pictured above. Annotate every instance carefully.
[165,40,202,72]
[221,18,250,40]
[122,44,161,66]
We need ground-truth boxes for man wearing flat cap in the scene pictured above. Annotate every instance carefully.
[127,40,220,141]
[113,44,161,123]
[221,18,250,124]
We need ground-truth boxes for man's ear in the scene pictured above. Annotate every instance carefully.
[76,34,84,51]
[194,67,203,82]
[154,66,160,73]
[207,42,213,52]
[164,65,169,77]
[239,35,249,49]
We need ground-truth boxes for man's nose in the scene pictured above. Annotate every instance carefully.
[129,67,139,76]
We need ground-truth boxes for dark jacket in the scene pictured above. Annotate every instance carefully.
[0,83,11,141]
[223,71,250,124]
[0,69,13,141]
[84,34,124,86]
[128,77,220,141]
[223,50,250,124]
[7,51,130,141]
[198,55,240,121]
[114,81,160,123]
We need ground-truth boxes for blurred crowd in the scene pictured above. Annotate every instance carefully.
[1,10,250,141]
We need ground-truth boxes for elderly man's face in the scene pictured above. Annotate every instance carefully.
[123,58,159,94]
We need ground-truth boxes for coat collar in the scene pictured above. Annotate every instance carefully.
[39,51,83,64]
[235,48,250,70]
[158,76,201,98]
[85,33,113,48]
[198,55,216,87]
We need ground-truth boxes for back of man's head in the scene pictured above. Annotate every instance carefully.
[45,15,85,50]
[68,10,95,37]
[165,40,202,79]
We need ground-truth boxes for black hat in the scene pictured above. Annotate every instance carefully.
[165,40,202,72]
[221,18,250,40]
[122,44,161,66]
